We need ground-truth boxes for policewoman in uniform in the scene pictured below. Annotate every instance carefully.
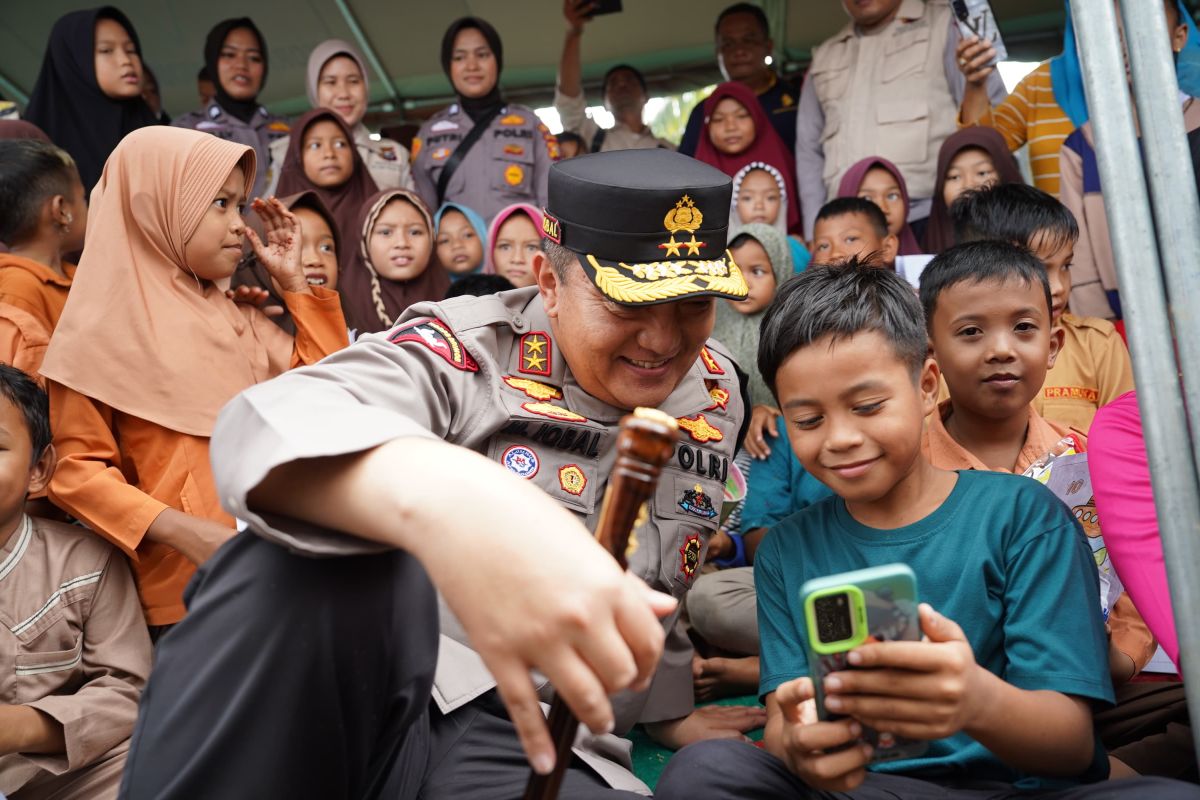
[411,17,558,224]
[173,17,289,200]
[118,149,764,799]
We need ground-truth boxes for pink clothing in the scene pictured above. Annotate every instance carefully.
[1088,391,1179,670]
[483,203,543,275]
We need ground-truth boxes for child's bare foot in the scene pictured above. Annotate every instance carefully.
[693,654,760,702]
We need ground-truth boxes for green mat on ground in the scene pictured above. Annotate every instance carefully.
[628,695,765,790]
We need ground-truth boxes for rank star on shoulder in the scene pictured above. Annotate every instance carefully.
[524,353,547,371]
[524,335,547,355]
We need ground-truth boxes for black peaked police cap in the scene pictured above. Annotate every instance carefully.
[542,149,749,306]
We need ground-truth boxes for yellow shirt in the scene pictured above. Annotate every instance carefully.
[1036,313,1134,433]
[966,62,1075,197]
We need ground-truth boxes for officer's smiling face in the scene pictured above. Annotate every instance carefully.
[537,255,716,411]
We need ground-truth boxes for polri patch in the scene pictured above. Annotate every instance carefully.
[559,464,587,496]
[500,114,526,125]
[522,402,587,423]
[379,146,397,161]
[677,414,723,443]
[699,346,725,375]
[519,332,552,376]
[503,375,562,401]
[387,317,479,372]
[433,147,452,161]
[504,164,525,186]
[503,144,526,156]
[679,534,702,581]
[678,484,717,519]
[501,445,539,478]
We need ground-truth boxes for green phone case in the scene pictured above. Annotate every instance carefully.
[800,563,927,763]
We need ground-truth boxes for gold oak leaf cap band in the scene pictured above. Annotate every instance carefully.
[542,149,749,306]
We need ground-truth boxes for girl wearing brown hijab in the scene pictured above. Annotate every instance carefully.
[41,127,349,627]
[344,188,449,335]
[923,127,1025,254]
[276,108,378,270]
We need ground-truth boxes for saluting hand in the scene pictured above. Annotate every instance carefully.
[246,197,309,295]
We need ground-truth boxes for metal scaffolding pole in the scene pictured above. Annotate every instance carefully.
[1072,0,1200,763]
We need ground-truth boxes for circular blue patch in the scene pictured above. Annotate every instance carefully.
[501,445,540,479]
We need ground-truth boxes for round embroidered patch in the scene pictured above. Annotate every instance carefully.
[558,464,587,496]
[505,163,525,186]
[501,445,539,479]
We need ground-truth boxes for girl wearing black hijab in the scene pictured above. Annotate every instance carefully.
[25,6,159,193]
[410,17,557,223]
[173,17,289,201]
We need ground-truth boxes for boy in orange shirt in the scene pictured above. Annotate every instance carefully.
[952,184,1133,432]
[0,139,87,381]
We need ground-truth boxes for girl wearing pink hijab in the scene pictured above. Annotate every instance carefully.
[836,156,922,256]
[484,203,542,288]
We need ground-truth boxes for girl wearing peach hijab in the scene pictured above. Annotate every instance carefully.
[41,127,349,628]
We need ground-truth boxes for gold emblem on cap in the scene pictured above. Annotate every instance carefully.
[660,195,708,259]
[587,251,749,304]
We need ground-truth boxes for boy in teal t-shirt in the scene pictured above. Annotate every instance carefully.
[655,260,1198,799]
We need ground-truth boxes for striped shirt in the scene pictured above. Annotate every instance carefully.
[966,62,1075,197]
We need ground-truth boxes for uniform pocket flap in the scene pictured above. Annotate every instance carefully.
[15,636,83,677]
[876,98,929,124]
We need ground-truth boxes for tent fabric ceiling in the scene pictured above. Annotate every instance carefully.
[1,1,1065,121]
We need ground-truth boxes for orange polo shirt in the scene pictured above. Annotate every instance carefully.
[48,288,349,625]
[922,401,1156,673]
[0,254,75,382]
[1035,313,1135,434]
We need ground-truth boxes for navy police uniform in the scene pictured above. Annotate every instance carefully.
[118,150,750,799]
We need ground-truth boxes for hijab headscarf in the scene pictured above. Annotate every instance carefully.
[0,120,51,142]
[484,203,543,275]
[836,157,922,256]
[441,17,504,122]
[276,108,379,271]
[40,127,272,437]
[694,82,800,232]
[435,201,488,279]
[1052,0,1200,128]
[306,39,369,119]
[232,191,339,335]
[25,7,158,193]
[730,161,792,241]
[924,127,1026,254]
[712,222,792,407]
[204,17,268,123]
[343,189,449,334]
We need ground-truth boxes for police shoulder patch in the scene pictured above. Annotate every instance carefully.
[501,445,539,478]
[559,464,587,496]
[679,533,703,581]
[705,385,731,412]
[387,317,479,372]
[519,332,552,376]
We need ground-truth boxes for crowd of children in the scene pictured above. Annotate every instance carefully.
[0,0,1197,797]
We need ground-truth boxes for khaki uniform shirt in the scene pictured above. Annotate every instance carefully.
[1035,313,1135,433]
[0,516,151,797]
[173,102,290,201]
[267,123,413,196]
[213,288,744,791]
[553,88,674,153]
[411,104,556,223]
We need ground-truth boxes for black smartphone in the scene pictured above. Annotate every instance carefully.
[581,0,623,18]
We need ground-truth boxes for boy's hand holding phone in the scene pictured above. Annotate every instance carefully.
[822,604,986,741]
[773,677,873,792]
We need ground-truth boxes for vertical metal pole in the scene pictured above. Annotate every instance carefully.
[1072,1,1200,764]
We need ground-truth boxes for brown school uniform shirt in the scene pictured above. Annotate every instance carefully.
[1035,313,1134,434]
[0,255,75,384]
[923,400,1156,672]
[0,515,151,797]
[47,288,349,626]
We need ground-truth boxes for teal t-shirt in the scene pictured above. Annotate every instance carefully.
[756,469,1112,785]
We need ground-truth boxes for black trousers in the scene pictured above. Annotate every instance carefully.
[118,531,639,800]
[654,740,1200,800]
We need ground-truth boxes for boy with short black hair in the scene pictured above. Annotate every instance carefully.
[655,260,1195,799]
[921,241,1188,780]
[0,364,151,800]
[810,197,898,267]
[952,184,1134,432]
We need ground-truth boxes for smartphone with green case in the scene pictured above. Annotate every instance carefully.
[800,563,927,763]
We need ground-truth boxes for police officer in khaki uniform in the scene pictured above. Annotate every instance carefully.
[412,18,557,224]
[118,149,764,799]
[173,18,289,201]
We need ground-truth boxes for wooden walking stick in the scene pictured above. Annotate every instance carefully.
[523,407,679,800]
